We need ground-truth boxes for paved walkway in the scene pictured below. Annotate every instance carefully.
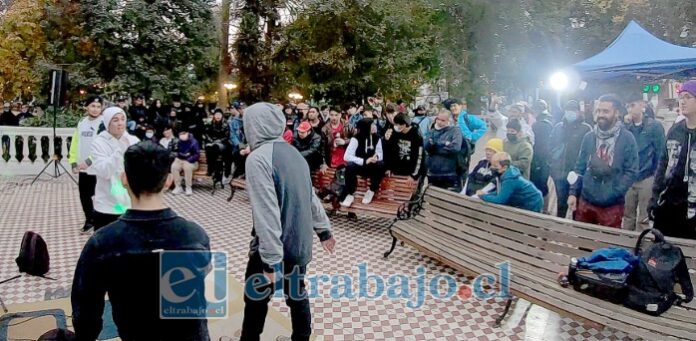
[0,176,634,340]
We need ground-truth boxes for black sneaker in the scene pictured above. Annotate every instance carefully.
[81,221,94,234]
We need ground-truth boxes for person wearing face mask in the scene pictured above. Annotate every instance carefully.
[142,125,157,143]
[465,138,503,196]
[477,152,543,212]
[504,118,533,179]
[203,109,232,184]
[424,109,463,192]
[171,128,201,196]
[622,93,665,231]
[549,100,593,218]
[87,107,140,230]
[159,126,178,157]
[383,113,424,186]
[568,94,639,228]
[340,118,386,207]
[70,96,106,234]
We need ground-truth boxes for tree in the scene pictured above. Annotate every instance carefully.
[46,0,219,99]
[273,0,441,104]
[0,0,48,101]
[218,0,232,107]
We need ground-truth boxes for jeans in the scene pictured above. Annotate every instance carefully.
[241,253,311,341]
[553,176,570,218]
[205,142,231,181]
[653,200,696,240]
[622,176,654,231]
[429,176,461,193]
[339,161,385,200]
[78,173,97,224]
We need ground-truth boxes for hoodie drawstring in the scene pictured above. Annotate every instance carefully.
[685,133,691,183]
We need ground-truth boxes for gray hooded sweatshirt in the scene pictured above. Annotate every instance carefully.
[244,102,333,272]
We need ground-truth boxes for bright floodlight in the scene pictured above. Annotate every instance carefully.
[550,71,569,91]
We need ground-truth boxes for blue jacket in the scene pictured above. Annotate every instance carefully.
[481,166,543,212]
[577,247,639,274]
[228,117,245,153]
[571,127,639,207]
[424,125,462,179]
[457,111,487,143]
[626,118,665,181]
[176,137,201,164]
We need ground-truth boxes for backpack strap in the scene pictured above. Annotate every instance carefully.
[635,228,665,255]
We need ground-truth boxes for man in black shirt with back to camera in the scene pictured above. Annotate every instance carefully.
[71,141,211,341]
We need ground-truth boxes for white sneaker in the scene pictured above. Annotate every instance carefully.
[222,176,230,184]
[362,190,375,204]
[185,187,193,196]
[340,194,354,207]
[171,186,183,195]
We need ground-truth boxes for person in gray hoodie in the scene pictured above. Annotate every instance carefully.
[240,102,336,341]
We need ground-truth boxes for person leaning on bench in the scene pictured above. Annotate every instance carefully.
[476,152,544,213]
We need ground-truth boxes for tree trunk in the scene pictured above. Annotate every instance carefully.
[218,0,232,109]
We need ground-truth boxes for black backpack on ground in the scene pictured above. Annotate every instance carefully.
[15,231,50,277]
[624,228,694,316]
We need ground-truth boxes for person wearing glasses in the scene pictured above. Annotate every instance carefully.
[649,80,696,240]
[622,93,665,231]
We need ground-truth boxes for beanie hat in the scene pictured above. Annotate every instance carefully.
[298,121,312,132]
[485,138,504,153]
[102,107,126,127]
[85,95,103,106]
[507,118,522,132]
[679,80,696,98]
[563,100,580,112]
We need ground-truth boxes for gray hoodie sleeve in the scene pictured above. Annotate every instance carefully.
[245,148,284,271]
[311,190,333,241]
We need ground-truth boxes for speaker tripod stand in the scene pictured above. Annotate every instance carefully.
[31,104,77,186]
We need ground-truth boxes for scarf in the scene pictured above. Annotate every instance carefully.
[595,121,621,166]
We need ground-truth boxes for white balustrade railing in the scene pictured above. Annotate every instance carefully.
[0,126,74,177]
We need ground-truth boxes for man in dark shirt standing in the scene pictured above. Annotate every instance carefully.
[71,141,211,341]
[383,113,423,186]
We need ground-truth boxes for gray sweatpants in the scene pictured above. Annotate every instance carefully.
[622,176,654,231]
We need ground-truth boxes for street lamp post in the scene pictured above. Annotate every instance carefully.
[224,83,237,107]
[288,92,303,103]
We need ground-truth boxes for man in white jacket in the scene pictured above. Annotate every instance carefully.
[87,107,140,230]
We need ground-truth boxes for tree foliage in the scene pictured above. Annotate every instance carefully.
[45,0,219,99]
[0,0,48,101]
[271,0,441,104]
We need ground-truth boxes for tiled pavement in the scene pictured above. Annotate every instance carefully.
[0,176,636,340]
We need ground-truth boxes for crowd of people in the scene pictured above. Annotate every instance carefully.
[1,79,693,341]
[5,80,696,241]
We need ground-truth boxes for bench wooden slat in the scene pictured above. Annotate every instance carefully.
[393,223,696,339]
[428,188,696,260]
[413,212,569,272]
[422,197,589,261]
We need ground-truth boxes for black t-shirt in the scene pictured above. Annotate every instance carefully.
[386,125,423,177]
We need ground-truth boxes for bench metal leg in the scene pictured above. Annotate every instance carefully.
[384,219,399,259]
[494,297,515,327]
[384,235,398,259]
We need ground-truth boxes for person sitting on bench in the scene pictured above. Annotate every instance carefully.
[293,121,323,172]
[383,113,424,187]
[477,152,543,213]
[465,138,503,196]
[339,118,386,207]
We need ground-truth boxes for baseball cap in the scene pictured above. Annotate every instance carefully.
[298,121,312,132]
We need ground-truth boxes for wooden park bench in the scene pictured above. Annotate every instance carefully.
[228,167,419,219]
[189,151,225,194]
[384,185,696,340]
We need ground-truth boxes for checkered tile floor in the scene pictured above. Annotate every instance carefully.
[0,176,638,340]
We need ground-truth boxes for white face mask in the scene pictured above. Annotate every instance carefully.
[394,125,403,133]
[146,132,154,139]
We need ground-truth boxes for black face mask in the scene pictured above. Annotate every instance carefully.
[490,168,501,177]
[507,133,518,142]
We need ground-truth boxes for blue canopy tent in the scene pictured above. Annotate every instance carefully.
[572,20,696,79]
